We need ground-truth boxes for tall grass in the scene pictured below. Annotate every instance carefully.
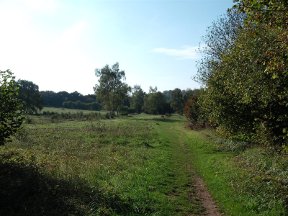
[0,115,203,215]
[2,113,286,215]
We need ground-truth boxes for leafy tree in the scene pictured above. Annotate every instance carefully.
[143,90,171,115]
[198,9,262,138]
[196,8,245,130]
[0,70,24,145]
[234,0,288,28]
[170,88,184,114]
[183,89,207,127]
[198,2,288,147]
[94,63,130,117]
[40,91,100,110]
[182,89,201,103]
[63,101,101,110]
[196,8,245,84]
[130,85,145,113]
[17,80,42,114]
[149,86,158,93]
[40,91,69,108]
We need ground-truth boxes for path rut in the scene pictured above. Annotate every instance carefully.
[172,124,222,216]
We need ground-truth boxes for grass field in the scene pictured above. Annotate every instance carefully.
[41,107,102,114]
[0,113,204,215]
[0,109,287,215]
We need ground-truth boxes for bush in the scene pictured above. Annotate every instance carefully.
[0,70,24,145]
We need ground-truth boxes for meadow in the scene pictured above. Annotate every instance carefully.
[0,108,287,215]
[0,111,204,216]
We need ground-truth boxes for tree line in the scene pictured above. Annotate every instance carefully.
[4,62,200,117]
[0,66,199,144]
[40,91,101,111]
[188,0,288,149]
[2,0,286,150]
[94,62,200,116]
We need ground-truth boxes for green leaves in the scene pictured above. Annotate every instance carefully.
[0,70,24,145]
[94,63,130,115]
[198,2,288,148]
[17,80,43,114]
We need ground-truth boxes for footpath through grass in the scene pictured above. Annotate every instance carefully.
[165,120,287,215]
[175,125,287,215]
[0,113,287,215]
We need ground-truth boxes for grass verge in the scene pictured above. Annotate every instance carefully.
[181,128,287,215]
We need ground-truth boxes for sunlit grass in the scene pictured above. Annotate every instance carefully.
[1,115,203,215]
[183,128,287,216]
[2,112,286,215]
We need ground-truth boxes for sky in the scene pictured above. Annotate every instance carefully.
[0,0,234,95]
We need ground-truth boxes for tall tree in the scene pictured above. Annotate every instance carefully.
[17,80,42,114]
[143,91,170,115]
[94,63,130,116]
[170,88,184,114]
[198,2,288,147]
[130,85,145,113]
[234,0,288,28]
[196,8,245,84]
[0,70,24,145]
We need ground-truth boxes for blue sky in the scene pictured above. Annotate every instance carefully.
[0,0,233,94]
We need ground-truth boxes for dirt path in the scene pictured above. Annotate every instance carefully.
[168,122,222,216]
[194,176,222,216]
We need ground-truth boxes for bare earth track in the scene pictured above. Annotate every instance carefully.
[165,121,222,216]
[194,176,222,216]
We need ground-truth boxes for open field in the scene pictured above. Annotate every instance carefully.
[0,114,204,215]
[41,107,102,114]
[0,111,287,215]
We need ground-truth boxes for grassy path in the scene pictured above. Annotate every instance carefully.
[2,113,285,215]
[0,114,222,215]
[155,118,221,215]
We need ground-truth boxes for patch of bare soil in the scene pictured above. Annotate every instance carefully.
[194,176,222,216]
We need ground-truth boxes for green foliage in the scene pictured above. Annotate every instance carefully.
[17,79,43,114]
[184,94,204,128]
[94,63,130,116]
[63,100,101,111]
[196,8,245,84]
[170,88,184,114]
[0,70,24,145]
[198,3,288,147]
[234,0,288,28]
[143,91,171,115]
[130,85,145,113]
[41,91,99,110]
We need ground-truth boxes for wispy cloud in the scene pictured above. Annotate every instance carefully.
[152,46,200,59]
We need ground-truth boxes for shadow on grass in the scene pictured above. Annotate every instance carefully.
[131,116,183,123]
[151,117,183,123]
[0,156,138,216]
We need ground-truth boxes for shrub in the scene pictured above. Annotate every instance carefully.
[0,70,24,145]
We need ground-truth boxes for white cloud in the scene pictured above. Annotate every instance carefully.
[152,46,200,59]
